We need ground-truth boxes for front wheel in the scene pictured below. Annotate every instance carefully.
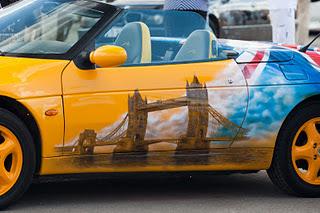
[0,109,35,209]
[268,102,320,197]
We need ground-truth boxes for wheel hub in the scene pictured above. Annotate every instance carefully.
[0,126,23,196]
[292,118,320,185]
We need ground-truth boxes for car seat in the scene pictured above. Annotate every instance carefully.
[114,22,151,64]
[174,30,218,62]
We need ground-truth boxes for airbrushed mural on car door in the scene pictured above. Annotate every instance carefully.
[56,60,253,170]
[63,76,248,155]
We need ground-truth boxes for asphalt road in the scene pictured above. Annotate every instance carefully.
[6,171,320,213]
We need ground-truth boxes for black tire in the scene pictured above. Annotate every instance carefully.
[0,108,36,209]
[267,101,320,197]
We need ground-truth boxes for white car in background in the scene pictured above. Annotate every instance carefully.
[210,0,271,41]
[211,0,320,39]
[310,0,320,32]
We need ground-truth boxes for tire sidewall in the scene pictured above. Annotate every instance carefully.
[0,109,35,209]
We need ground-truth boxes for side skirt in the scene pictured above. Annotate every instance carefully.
[39,147,274,175]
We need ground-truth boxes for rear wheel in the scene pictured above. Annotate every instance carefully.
[268,102,320,196]
[0,109,35,209]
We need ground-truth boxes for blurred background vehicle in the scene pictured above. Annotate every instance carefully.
[109,0,320,41]
[210,0,271,41]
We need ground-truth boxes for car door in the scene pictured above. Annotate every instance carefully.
[60,10,248,169]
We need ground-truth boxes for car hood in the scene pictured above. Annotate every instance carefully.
[219,39,294,63]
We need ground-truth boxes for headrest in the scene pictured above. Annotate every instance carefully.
[174,30,218,62]
[115,22,151,64]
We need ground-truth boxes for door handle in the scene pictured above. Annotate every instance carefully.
[227,79,234,85]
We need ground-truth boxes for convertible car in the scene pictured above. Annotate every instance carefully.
[1,0,320,208]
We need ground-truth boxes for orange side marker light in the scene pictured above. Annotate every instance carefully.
[45,109,58,116]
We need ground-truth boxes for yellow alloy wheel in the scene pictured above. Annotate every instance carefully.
[0,126,23,196]
[292,118,320,185]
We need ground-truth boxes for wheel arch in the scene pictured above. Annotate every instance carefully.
[0,96,41,174]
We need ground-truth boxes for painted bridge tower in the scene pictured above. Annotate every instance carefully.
[177,76,209,150]
[115,90,149,153]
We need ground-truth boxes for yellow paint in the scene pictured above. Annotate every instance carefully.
[0,57,69,99]
[62,60,236,95]
[0,56,68,158]
[19,97,64,157]
[292,118,320,185]
[0,125,23,196]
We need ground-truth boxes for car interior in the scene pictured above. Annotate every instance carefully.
[95,10,223,66]
[108,21,219,65]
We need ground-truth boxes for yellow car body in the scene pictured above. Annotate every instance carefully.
[0,56,272,175]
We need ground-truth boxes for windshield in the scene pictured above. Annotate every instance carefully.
[0,0,115,56]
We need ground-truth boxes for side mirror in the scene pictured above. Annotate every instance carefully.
[90,45,127,68]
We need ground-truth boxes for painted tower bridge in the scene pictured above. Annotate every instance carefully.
[67,76,248,155]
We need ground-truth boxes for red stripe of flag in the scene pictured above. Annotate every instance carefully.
[306,51,320,66]
[242,51,265,79]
